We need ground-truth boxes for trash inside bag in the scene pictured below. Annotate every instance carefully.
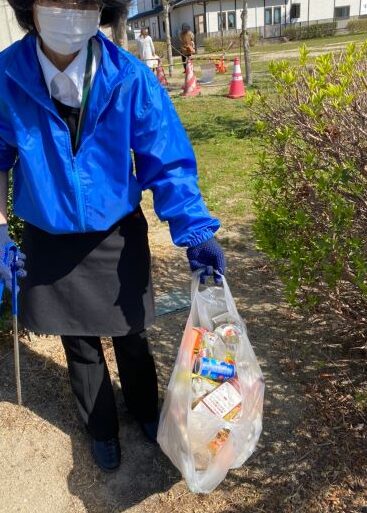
[157,273,264,493]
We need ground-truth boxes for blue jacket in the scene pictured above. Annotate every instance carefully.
[0,32,220,246]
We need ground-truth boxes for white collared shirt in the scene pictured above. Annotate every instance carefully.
[36,37,101,108]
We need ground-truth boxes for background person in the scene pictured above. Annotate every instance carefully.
[1,0,226,473]
[137,27,158,71]
[179,23,195,71]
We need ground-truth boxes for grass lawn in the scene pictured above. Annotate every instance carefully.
[170,33,367,223]
[166,32,367,74]
[174,96,259,221]
[250,30,367,53]
[196,31,367,59]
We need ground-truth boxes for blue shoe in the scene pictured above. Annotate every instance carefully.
[91,437,121,472]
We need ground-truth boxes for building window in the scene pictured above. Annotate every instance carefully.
[274,6,281,24]
[334,6,350,18]
[265,7,272,25]
[218,12,227,30]
[134,21,138,28]
[141,19,145,26]
[265,6,283,25]
[227,11,236,29]
[290,3,301,19]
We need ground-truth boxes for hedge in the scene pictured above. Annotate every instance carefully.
[283,22,336,40]
[203,32,259,53]
[249,42,367,341]
[347,18,367,34]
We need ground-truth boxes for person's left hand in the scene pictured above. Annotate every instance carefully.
[187,238,226,285]
[0,224,26,293]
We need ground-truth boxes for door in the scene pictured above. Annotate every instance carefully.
[194,14,205,46]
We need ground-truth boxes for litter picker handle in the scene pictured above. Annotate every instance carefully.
[10,246,19,316]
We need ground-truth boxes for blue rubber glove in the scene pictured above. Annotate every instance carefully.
[0,224,26,292]
[187,238,226,285]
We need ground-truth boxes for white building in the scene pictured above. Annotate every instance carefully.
[1,0,366,52]
[128,0,367,41]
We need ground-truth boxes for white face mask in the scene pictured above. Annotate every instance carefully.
[35,5,100,55]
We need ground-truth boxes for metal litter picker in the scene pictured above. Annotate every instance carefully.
[0,242,22,405]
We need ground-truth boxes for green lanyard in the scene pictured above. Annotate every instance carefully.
[75,39,93,150]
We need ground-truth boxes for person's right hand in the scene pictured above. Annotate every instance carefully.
[0,224,26,292]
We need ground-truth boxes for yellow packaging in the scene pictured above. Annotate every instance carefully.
[208,428,230,456]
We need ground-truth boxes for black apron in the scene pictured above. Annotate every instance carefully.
[18,98,155,336]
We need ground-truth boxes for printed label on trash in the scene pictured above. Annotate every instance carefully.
[202,381,242,418]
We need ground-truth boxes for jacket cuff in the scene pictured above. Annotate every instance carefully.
[181,226,219,248]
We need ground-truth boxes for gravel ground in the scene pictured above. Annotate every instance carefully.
[0,196,365,513]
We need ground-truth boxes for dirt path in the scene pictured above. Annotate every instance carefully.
[0,196,365,513]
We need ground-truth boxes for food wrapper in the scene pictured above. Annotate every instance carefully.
[193,379,241,418]
[191,374,219,404]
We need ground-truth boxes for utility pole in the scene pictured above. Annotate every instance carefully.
[241,0,252,86]
[162,0,174,77]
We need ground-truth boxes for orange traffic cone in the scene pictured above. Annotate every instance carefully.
[215,54,227,73]
[182,58,201,97]
[227,57,245,99]
[156,59,168,87]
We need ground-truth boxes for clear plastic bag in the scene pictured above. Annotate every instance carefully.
[157,273,264,493]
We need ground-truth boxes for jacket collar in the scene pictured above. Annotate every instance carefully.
[5,31,134,117]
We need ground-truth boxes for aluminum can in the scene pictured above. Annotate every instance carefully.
[193,357,236,381]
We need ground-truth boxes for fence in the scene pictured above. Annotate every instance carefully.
[202,14,362,42]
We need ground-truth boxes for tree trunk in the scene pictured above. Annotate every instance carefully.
[219,0,224,50]
[241,0,253,86]
[162,0,174,77]
[111,15,128,50]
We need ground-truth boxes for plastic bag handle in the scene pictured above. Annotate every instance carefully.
[190,270,202,302]
[190,271,227,302]
[191,272,238,310]
[221,275,240,318]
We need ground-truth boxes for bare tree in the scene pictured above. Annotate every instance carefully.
[241,0,253,86]
[111,1,131,50]
[111,16,129,50]
[219,0,224,49]
[162,0,174,77]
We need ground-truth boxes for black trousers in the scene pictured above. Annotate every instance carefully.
[181,54,190,70]
[61,331,158,441]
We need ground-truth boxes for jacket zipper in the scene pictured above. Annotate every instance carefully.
[80,85,119,149]
[70,156,86,232]
[72,86,120,232]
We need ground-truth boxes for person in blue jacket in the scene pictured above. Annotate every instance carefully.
[1,0,226,472]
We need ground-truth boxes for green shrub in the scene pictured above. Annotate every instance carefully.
[203,34,238,53]
[249,43,367,339]
[152,41,168,57]
[347,18,367,34]
[7,176,23,245]
[248,31,259,47]
[283,22,336,40]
